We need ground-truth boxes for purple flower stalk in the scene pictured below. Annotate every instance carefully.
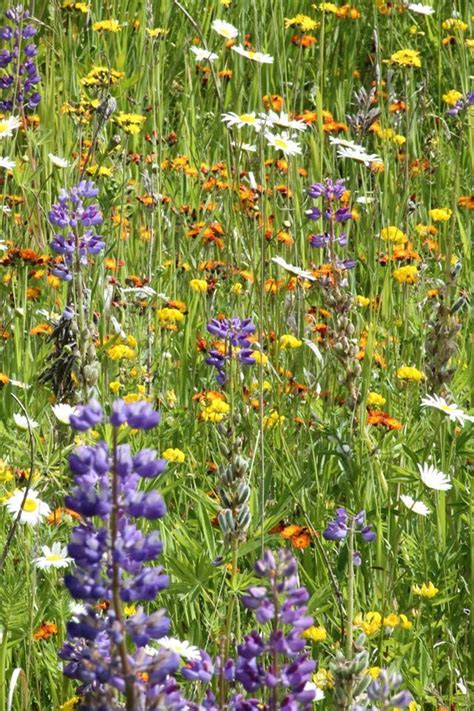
[48,181,104,281]
[206,317,257,385]
[323,508,376,563]
[0,5,41,112]
[59,399,190,710]
[446,92,474,117]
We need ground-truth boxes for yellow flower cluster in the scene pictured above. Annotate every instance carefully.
[396,366,426,382]
[156,308,185,324]
[380,226,407,243]
[284,14,320,31]
[0,459,14,483]
[200,396,230,423]
[162,448,185,463]
[302,625,327,642]
[429,207,452,222]
[280,334,302,349]
[116,112,146,135]
[107,335,137,361]
[312,669,334,690]
[412,581,438,598]
[354,611,413,636]
[80,66,124,88]
[393,265,419,284]
[92,19,121,32]
[442,18,468,32]
[442,90,463,106]
[390,49,421,68]
[367,392,386,406]
[263,410,286,429]
[190,278,208,293]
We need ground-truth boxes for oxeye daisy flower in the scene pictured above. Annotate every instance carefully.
[400,494,430,516]
[52,403,78,425]
[0,156,15,169]
[5,489,51,525]
[211,19,239,39]
[259,110,308,132]
[190,46,218,62]
[221,111,263,130]
[231,44,274,63]
[13,413,39,430]
[155,637,201,661]
[265,131,302,157]
[329,137,382,166]
[418,463,452,491]
[34,543,73,570]
[406,3,435,15]
[0,116,21,139]
[271,256,316,281]
[48,153,70,168]
[420,394,474,425]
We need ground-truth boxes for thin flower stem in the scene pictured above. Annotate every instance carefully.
[346,518,355,661]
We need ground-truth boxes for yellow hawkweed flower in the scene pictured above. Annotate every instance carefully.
[393,265,419,284]
[162,448,185,463]
[354,611,382,636]
[156,308,185,323]
[92,19,121,32]
[317,2,338,13]
[367,667,382,679]
[263,410,286,429]
[396,366,426,382]
[367,392,386,407]
[200,398,230,423]
[412,581,439,598]
[383,613,399,628]
[442,90,463,106]
[356,295,370,307]
[280,334,302,349]
[0,460,14,483]
[312,669,335,690]
[302,625,327,642]
[251,351,268,365]
[390,49,421,68]
[284,14,320,31]
[116,112,146,135]
[146,27,169,38]
[107,344,136,361]
[429,208,452,222]
[442,18,468,32]
[109,381,122,393]
[380,226,407,243]
[190,278,208,293]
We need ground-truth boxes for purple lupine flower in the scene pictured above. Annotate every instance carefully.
[59,399,190,709]
[48,181,104,281]
[206,316,258,385]
[367,670,413,707]
[306,177,355,272]
[447,92,474,117]
[0,6,41,112]
[323,508,376,560]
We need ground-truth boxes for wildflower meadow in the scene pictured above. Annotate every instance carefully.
[0,0,472,709]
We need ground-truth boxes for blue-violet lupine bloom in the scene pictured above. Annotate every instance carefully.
[59,399,191,710]
[365,669,413,709]
[323,508,376,563]
[306,178,355,270]
[48,180,104,281]
[446,92,474,117]
[206,317,257,385]
[0,5,41,112]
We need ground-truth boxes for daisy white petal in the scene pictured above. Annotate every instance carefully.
[0,116,21,139]
[48,153,70,168]
[13,413,39,430]
[400,494,430,516]
[5,489,50,526]
[190,46,218,62]
[265,130,302,157]
[271,256,316,281]
[211,19,239,39]
[34,542,73,570]
[156,637,201,661]
[231,44,273,64]
[418,463,452,491]
[406,3,435,15]
[0,156,15,170]
[420,394,474,426]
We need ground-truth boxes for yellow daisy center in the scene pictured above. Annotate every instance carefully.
[239,114,256,123]
[23,498,38,512]
[46,554,62,562]
[275,138,288,148]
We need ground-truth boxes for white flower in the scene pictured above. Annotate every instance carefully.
[5,489,51,526]
[259,110,307,132]
[418,463,452,491]
[157,637,201,661]
[9,379,30,389]
[265,131,302,157]
[400,494,430,516]
[356,195,375,205]
[231,44,273,64]
[231,141,257,153]
[0,116,21,139]
[13,413,39,430]
[190,46,218,62]
[329,137,382,167]
[48,153,70,168]
[221,111,263,130]
[52,403,77,425]
[420,394,474,426]
[69,601,87,618]
[271,256,316,281]
[34,542,72,570]
[211,19,239,39]
[407,3,435,15]
[0,156,15,170]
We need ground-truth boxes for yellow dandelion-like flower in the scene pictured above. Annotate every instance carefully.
[367,392,386,406]
[442,90,463,106]
[429,207,452,222]
[92,19,121,32]
[162,448,185,463]
[190,278,208,293]
[156,308,185,324]
[393,265,419,284]
[380,226,407,243]
[442,18,468,32]
[390,49,421,68]
[302,625,327,642]
[116,112,146,135]
[396,366,426,382]
[107,344,136,361]
[263,410,286,429]
[280,334,302,349]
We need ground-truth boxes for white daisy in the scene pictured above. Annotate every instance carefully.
[211,19,239,39]
[190,46,218,62]
[265,131,302,157]
[420,394,474,426]
[271,256,316,281]
[407,3,435,15]
[231,141,257,152]
[48,153,70,168]
[34,542,73,570]
[5,489,51,526]
[231,44,274,64]
[221,111,263,130]
[418,463,452,491]
[13,413,39,430]
[157,637,201,661]
[0,116,21,139]
[0,156,15,170]
[52,403,77,425]
[400,494,430,516]
[329,137,382,167]
[259,110,307,132]
[69,601,87,618]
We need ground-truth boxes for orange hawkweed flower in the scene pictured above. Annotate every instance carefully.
[458,195,474,209]
[367,409,402,431]
[33,622,57,640]
[263,94,284,112]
